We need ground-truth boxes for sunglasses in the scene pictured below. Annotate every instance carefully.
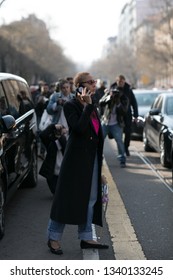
[82,80,97,85]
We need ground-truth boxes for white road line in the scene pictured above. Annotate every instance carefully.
[132,149,173,193]
[102,156,146,260]
[82,225,99,260]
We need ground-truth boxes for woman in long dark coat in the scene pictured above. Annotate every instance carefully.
[47,72,109,254]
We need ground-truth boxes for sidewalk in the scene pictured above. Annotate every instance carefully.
[102,158,146,260]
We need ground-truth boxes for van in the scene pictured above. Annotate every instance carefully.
[0,73,38,239]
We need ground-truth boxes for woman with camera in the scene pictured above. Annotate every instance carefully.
[47,72,109,255]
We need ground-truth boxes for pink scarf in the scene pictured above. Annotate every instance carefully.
[91,111,99,135]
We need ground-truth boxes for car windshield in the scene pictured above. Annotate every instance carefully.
[135,92,159,106]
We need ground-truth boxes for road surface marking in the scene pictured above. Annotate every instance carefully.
[102,157,146,260]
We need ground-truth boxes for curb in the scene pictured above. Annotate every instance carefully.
[102,158,146,260]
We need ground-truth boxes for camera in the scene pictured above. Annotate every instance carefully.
[111,89,120,96]
[54,125,62,138]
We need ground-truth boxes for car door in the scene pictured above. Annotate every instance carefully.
[148,96,163,151]
[1,79,33,188]
[0,80,21,188]
[16,80,36,173]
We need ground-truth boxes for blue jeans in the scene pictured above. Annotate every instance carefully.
[102,123,126,164]
[47,155,98,241]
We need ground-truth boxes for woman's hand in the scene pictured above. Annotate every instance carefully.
[101,174,107,185]
[76,87,92,105]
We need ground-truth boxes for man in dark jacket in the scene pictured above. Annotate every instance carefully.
[110,75,138,156]
[92,80,107,115]
[99,87,129,167]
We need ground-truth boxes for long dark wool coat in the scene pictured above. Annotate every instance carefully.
[50,98,104,226]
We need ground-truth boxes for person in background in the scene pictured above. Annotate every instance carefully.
[47,72,109,255]
[49,83,56,97]
[92,79,107,115]
[99,87,129,167]
[110,75,138,156]
[66,76,76,94]
[17,90,34,115]
[39,123,68,194]
[35,83,50,160]
[35,83,50,128]
[55,78,63,93]
[31,80,45,106]
[46,79,74,124]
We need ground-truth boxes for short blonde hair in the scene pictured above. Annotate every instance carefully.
[73,72,90,87]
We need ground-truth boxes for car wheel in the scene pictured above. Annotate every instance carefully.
[0,190,5,240]
[21,147,38,188]
[143,130,152,151]
[160,134,171,167]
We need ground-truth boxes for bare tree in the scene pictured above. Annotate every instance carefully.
[136,0,173,87]
[0,14,77,83]
[90,0,173,88]
[0,0,6,7]
[89,41,139,87]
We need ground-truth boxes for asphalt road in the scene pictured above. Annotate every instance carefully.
[103,138,173,260]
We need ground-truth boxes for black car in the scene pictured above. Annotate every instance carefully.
[172,141,173,183]
[131,89,165,140]
[0,73,38,239]
[143,92,173,167]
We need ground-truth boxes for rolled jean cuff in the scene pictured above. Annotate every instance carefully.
[47,230,63,241]
[78,231,93,240]
[47,219,64,241]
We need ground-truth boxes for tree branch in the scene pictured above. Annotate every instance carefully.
[0,0,6,8]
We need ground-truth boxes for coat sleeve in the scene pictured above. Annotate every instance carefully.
[130,89,138,118]
[46,92,62,115]
[63,100,94,135]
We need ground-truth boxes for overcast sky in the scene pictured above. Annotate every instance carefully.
[0,0,128,66]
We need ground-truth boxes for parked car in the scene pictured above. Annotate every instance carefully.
[172,140,173,185]
[131,89,166,140]
[143,92,173,168]
[0,73,38,239]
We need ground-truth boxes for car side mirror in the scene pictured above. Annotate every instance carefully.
[149,108,160,116]
[0,115,16,132]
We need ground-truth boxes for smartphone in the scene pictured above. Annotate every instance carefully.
[76,85,89,95]
[76,86,84,94]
